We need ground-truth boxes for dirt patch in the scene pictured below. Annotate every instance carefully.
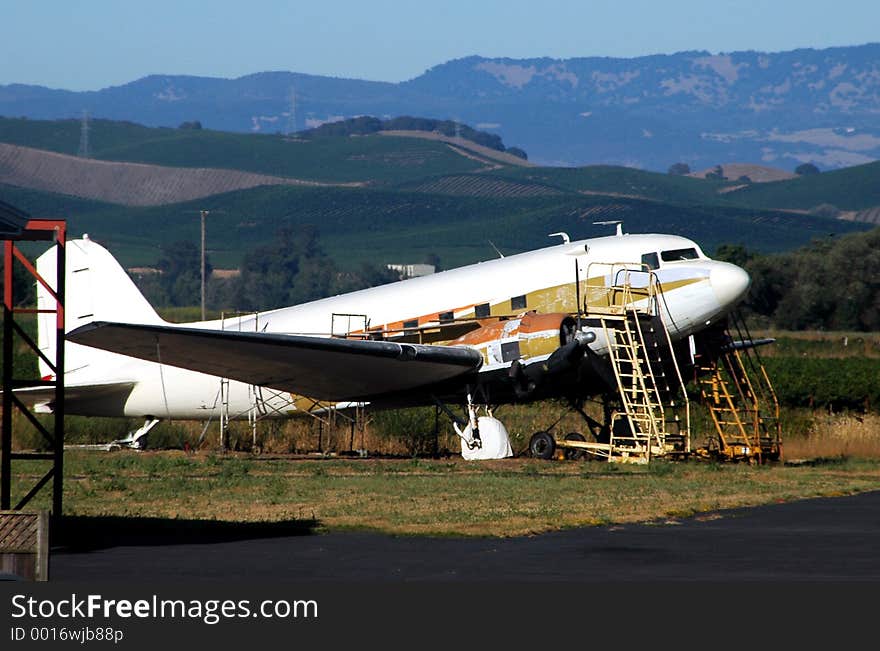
[689,163,797,182]
[0,142,363,206]
[379,130,535,168]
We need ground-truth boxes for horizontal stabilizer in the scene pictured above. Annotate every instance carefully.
[723,337,776,352]
[12,381,135,414]
[68,321,483,402]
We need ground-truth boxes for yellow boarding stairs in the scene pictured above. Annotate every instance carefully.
[572,263,690,464]
[695,315,782,463]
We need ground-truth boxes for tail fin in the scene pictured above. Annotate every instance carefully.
[37,235,164,379]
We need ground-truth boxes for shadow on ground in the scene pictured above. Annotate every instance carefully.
[53,515,319,552]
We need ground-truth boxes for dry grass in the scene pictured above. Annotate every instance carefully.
[784,413,880,460]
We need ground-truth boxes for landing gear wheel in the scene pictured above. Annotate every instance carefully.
[564,432,586,460]
[529,431,556,460]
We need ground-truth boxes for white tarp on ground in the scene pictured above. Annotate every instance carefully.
[459,416,514,460]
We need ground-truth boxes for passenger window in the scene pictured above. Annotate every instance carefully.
[641,252,659,270]
[510,295,527,310]
[661,248,698,262]
[500,341,521,362]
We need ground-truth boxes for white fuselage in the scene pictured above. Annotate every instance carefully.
[41,233,749,420]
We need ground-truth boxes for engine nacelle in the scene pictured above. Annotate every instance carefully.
[449,312,578,369]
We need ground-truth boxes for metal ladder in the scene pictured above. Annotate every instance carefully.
[602,313,667,462]
[696,318,782,462]
[585,264,690,463]
[639,314,691,456]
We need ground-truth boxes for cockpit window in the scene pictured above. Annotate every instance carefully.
[660,248,699,262]
[641,252,659,270]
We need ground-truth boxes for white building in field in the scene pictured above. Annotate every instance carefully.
[386,263,435,279]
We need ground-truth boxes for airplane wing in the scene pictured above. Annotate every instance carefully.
[12,381,136,414]
[67,321,483,402]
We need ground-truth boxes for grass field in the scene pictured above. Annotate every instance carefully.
[10,450,880,537]
[8,399,880,537]
[6,345,880,537]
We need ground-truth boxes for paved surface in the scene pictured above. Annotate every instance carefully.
[49,490,880,582]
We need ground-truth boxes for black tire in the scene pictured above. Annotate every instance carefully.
[564,432,586,460]
[529,431,556,460]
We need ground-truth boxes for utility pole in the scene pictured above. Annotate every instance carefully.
[287,86,297,135]
[78,109,90,158]
[200,209,208,320]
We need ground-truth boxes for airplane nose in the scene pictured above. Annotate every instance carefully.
[711,262,751,308]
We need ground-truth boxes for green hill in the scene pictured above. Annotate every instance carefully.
[1,182,868,271]
[489,161,880,218]
[3,116,878,213]
[0,117,488,185]
[722,160,880,212]
[487,165,738,206]
[0,116,174,157]
[0,116,873,273]
[96,133,488,184]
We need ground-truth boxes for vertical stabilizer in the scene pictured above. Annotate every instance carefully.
[36,236,164,380]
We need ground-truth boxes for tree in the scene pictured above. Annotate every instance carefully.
[178,121,202,130]
[506,147,528,160]
[735,228,880,332]
[234,226,337,310]
[705,165,725,180]
[667,162,690,176]
[332,263,398,295]
[795,162,820,176]
[0,256,36,306]
[808,203,840,219]
[423,252,442,272]
[156,240,206,307]
[714,244,753,268]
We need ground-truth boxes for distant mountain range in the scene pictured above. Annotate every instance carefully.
[2,43,879,171]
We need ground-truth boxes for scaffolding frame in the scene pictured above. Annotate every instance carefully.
[1,219,66,516]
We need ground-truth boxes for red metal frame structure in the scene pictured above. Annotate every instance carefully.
[1,219,66,516]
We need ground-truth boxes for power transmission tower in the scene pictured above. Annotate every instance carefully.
[78,109,90,158]
[286,86,297,135]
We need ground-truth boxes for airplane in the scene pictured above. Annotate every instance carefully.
[17,223,754,461]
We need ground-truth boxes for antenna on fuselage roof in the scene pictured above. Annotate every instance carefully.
[548,232,570,244]
[487,240,505,258]
[594,220,624,236]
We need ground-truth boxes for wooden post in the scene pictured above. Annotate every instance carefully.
[0,510,49,581]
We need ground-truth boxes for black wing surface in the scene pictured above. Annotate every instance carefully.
[67,321,483,402]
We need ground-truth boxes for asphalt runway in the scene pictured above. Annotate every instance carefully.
[50,489,880,582]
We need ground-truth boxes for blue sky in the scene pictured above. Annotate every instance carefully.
[2,0,879,90]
